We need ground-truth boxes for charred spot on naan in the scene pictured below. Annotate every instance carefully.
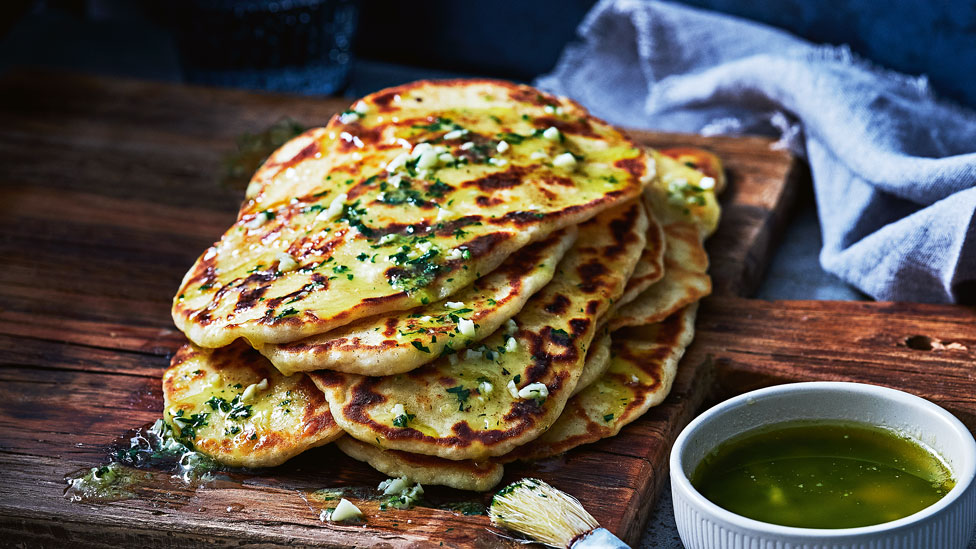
[163,341,342,468]
[505,305,696,462]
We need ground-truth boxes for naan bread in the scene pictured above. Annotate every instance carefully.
[311,199,648,460]
[657,147,727,195]
[162,341,342,468]
[258,227,577,375]
[572,332,611,397]
[336,437,503,492]
[507,305,697,461]
[645,148,722,238]
[611,202,666,310]
[607,221,710,330]
[173,80,653,348]
[607,148,721,330]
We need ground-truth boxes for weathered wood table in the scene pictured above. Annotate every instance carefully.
[0,70,972,547]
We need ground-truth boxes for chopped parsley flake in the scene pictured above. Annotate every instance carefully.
[445,385,471,411]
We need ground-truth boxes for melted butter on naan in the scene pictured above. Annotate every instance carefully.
[571,332,611,397]
[173,80,652,348]
[162,341,342,468]
[258,227,577,376]
[310,199,648,461]
[336,437,503,492]
[505,305,697,461]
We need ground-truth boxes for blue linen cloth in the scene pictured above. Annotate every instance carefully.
[536,0,976,303]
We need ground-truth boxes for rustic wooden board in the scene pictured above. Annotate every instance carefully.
[1,69,971,548]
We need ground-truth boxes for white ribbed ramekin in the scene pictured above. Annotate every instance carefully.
[670,382,976,549]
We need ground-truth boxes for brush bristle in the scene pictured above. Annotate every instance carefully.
[489,478,599,547]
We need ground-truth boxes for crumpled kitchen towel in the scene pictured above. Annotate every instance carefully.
[536,0,976,303]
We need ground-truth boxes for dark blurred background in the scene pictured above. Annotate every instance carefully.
[0,0,974,108]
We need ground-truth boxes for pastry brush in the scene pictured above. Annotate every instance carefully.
[488,478,629,548]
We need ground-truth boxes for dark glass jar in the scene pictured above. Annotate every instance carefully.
[172,0,359,95]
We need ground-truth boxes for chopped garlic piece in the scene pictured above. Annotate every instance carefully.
[416,150,440,170]
[352,101,368,114]
[542,126,561,140]
[460,141,475,151]
[329,498,362,522]
[388,174,402,187]
[437,208,452,221]
[458,318,476,338]
[338,111,359,124]
[479,381,494,395]
[488,157,508,167]
[445,301,465,309]
[276,252,298,273]
[698,176,716,190]
[390,403,406,418]
[631,374,639,383]
[386,152,410,172]
[410,142,433,159]
[245,210,272,229]
[553,152,578,170]
[465,349,483,361]
[530,151,548,160]
[505,336,518,353]
[379,476,409,495]
[518,382,549,400]
[446,248,463,260]
[438,152,455,164]
[507,380,519,398]
[442,129,467,140]
[504,319,518,334]
[317,192,347,222]
[241,378,269,403]
[496,140,510,154]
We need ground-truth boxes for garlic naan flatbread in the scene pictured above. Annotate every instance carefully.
[173,80,653,348]
[336,437,503,492]
[607,148,721,330]
[507,305,697,461]
[572,332,611,397]
[613,202,666,309]
[608,221,709,330]
[259,228,576,376]
[163,341,342,468]
[311,199,648,460]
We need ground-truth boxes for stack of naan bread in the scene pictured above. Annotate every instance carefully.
[163,80,722,491]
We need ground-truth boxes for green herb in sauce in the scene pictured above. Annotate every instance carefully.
[691,420,955,529]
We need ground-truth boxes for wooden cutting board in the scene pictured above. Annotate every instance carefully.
[0,70,973,548]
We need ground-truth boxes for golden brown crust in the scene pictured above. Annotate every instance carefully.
[163,341,342,468]
[336,437,504,492]
[312,199,648,461]
[173,80,652,349]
